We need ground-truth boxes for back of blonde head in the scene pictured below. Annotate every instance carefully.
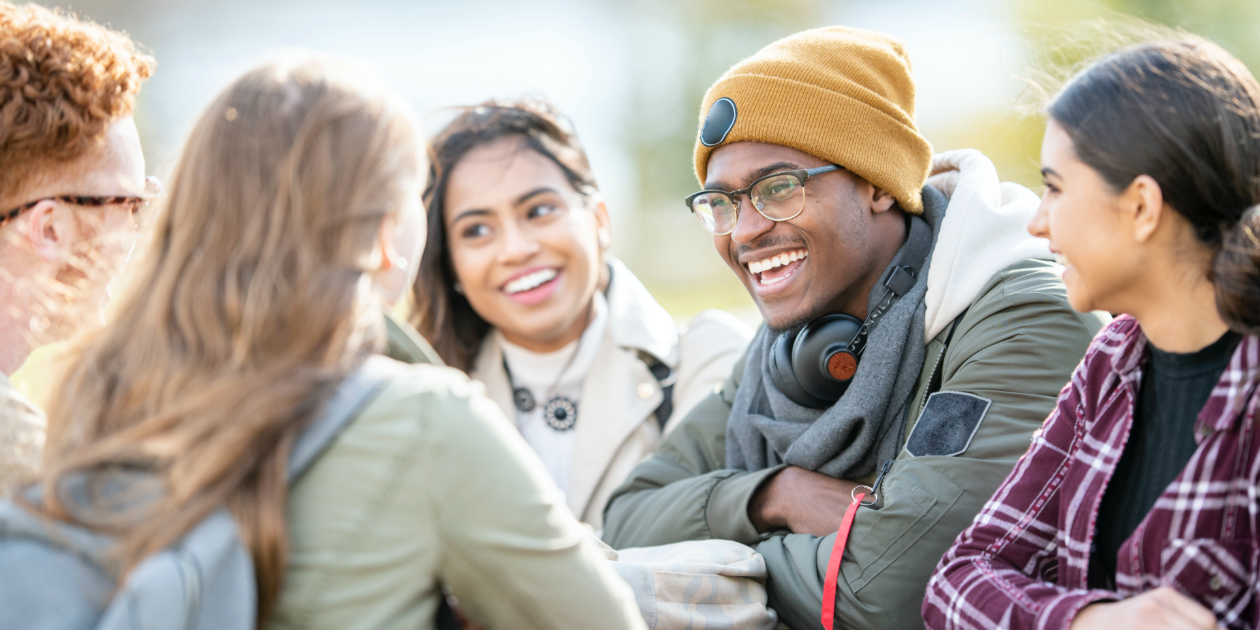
[38,53,421,623]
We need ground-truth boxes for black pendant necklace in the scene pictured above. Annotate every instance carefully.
[503,334,585,433]
[512,387,536,412]
[542,396,578,431]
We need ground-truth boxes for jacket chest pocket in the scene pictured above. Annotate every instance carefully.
[1159,538,1255,623]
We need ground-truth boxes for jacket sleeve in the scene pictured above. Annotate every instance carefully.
[756,286,1107,630]
[602,348,786,549]
[430,376,647,630]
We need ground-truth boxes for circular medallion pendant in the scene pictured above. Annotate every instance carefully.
[513,387,536,413]
[543,396,578,431]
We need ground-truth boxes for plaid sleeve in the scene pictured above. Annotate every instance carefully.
[922,356,1114,630]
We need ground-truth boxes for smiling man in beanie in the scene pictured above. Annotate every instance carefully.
[602,26,1107,630]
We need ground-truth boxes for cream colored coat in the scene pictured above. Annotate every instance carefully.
[472,260,750,530]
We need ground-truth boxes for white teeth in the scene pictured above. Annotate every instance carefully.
[746,250,808,276]
[504,268,558,294]
[1055,253,1070,267]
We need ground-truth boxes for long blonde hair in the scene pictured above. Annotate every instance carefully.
[37,54,422,623]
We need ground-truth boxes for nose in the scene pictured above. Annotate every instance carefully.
[498,220,542,264]
[1027,197,1050,239]
[729,193,775,245]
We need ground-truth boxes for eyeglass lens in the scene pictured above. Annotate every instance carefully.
[690,173,806,235]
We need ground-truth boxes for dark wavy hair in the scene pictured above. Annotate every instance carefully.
[410,98,599,370]
[1048,36,1260,334]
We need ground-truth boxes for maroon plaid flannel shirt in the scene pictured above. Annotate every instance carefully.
[923,316,1260,630]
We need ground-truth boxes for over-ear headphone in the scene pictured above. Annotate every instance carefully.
[769,265,918,409]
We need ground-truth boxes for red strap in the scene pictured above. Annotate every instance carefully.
[821,492,865,630]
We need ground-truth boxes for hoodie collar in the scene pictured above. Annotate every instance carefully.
[922,149,1053,340]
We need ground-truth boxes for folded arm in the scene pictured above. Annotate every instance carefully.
[763,284,1106,630]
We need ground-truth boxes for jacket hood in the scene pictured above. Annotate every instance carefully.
[923,149,1052,340]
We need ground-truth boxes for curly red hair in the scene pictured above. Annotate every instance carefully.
[0,2,154,201]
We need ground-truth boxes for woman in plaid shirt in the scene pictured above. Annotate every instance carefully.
[923,36,1260,630]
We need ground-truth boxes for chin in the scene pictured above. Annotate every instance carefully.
[758,303,816,336]
[1062,281,1097,315]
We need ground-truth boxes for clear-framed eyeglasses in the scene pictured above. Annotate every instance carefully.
[683,165,841,235]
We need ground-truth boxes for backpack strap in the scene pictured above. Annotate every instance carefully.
[287,355,396,482]
[636,351,677,432]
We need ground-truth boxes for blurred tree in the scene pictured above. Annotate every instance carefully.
[945,0,1260,193]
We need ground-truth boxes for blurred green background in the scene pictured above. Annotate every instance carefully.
[12,0,1260,399]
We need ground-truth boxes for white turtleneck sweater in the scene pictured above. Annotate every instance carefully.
[495,293,608,498]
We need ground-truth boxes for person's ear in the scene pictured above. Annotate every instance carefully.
[1127,174,1165,244]
[22,200,69,261]
[869,184,897,215]
[593,200,612,251]
[374,216,409,305]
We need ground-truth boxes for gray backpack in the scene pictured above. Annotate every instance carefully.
[0,356,395,630]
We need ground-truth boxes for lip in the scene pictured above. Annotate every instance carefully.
[500,266,563,306]
[1047,245,1074,279]
[738,247,808,298]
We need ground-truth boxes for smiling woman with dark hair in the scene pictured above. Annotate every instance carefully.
[411,99,749,530]
[925,35,1260,630]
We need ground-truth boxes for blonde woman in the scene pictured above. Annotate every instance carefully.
[411,100,750,530]
[23,56,643,630]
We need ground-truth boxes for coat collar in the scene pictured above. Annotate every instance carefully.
[605,258,679,368]
[1105,315,1260,435]
[469,259,675,523]
[1201,334,1260,434]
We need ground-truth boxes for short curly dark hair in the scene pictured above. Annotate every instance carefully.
[0,2,154,201]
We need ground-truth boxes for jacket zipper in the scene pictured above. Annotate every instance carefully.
[175,550,202,629]
[919,350,947,418]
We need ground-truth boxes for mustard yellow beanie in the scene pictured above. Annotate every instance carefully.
[693,26,933,214]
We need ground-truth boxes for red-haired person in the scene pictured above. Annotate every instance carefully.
[0,3,155,492]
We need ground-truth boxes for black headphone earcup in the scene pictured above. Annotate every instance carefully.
[791,314,864,405]
[769,331,833,409]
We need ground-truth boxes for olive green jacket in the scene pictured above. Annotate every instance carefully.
[270,315,645,630]
[601,259,1107,630]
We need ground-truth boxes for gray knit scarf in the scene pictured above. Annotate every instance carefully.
[725,186,945,479]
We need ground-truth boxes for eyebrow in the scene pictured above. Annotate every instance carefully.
[450,208,492,225]
[448,186,562,225]
[706,161,801,192]
[515,186,558,205]
[1040,167,1060,179]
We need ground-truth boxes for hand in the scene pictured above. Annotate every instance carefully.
[1070,588,1222,630]
[748,466,860,536]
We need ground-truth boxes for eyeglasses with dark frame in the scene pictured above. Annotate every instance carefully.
[684,165,841,235]
[0,176,165,226]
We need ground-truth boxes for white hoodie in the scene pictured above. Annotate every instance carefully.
[922,149,1053,340]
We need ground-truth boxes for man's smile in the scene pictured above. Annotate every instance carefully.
[740,247,809,293]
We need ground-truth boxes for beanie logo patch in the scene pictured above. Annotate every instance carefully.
[700,97,737,147]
